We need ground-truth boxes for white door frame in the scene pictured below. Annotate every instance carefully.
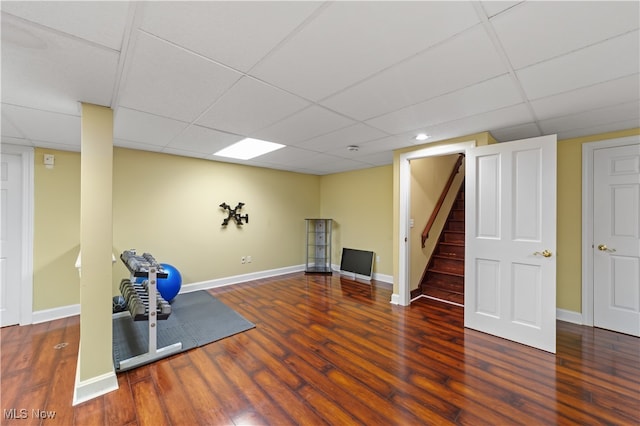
[581,135,640,326]
[0,144,34,325]
[397,141,475,306]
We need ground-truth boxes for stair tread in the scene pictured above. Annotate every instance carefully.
[427,268,464,277]
[439,241,464,246]
[433,254,464,261]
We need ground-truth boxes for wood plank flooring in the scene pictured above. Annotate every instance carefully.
[1,272,638,425]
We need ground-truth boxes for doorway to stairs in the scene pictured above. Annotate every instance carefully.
[417,178,465,306]
[397,141,474,307]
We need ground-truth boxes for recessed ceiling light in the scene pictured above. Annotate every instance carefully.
[415,133,430,141]
[214,138,285,160]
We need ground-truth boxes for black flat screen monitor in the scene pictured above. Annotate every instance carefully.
[340,248,374,281]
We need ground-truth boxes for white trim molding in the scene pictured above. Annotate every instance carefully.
[179,264,306,294]
[32,304,81,324]
[73,347,118,406]
[581,135,640,327]
[1,144,34,325]
[556,309,583,325]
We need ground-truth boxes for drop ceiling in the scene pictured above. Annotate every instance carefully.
[2,1,639,175]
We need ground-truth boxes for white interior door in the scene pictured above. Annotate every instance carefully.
[1,153,22,327]
[465,135,557,353]
[593,143,640,336]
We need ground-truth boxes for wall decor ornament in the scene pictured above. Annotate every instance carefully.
[220,202,249,226]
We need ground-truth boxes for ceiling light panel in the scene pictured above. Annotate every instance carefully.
[214,138,285,160]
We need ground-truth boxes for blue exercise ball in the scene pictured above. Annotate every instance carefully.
[158,263,182,302]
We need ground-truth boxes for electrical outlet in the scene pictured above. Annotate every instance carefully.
[247,256,252,263]
[376,256,380,263]
[241,256,246,264]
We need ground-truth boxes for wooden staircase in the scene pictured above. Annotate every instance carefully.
[419,182,465,305]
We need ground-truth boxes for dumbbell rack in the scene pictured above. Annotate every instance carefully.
[117,251,182,371]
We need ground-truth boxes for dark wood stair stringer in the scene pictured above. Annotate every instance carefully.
[418,181,465,306]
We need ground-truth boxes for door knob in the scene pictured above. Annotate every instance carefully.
[533,250,552,258]
[597,244,616,253]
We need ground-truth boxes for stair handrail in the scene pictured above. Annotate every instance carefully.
[421,153,465,248]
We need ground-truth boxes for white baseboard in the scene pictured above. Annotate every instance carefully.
[179,264,306,294]
[373,272,393,284]
[330,263,393,285]
[72,348,118,406]
[32,304,80,324]
[390,293,400,305]
[556,308,583,325]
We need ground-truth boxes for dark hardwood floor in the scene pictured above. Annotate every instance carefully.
[1,272,638,425]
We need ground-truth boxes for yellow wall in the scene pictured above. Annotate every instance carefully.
[33,147,321,310]
[556,127,640,311]
[112,148,320,293]
[33,148,81,310]
[409,154,464,291]
[319,165,393,277]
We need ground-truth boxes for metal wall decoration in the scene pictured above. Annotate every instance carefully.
[220,202,249,226]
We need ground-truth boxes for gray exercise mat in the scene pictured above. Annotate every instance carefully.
[113,290,255,371]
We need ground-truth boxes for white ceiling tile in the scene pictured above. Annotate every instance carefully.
[118,31,243,122]
[252,106,354,145]
[166,125,243,154]
[366,75,522,134]
[428,103,534,141]
[1,1,130,50]
[540,101,640,135]
[322,25,508,121]
[359,134,419,154]
[140,1,323,72]
[480,2,522,18]
[311,158,373,175]
[1,136,33,147]
[530,74,640,121]
[251,1,478,101]
[1,14,118,115]
[195,77,309,135]
[114,138,166,153]
[557,119,640,141]
[489,122,542,142]
[2,104,79,146]
[517,31,640,100]
[28,139,79,152]
[274,151,368,175]
[296,123,387,153]
[161,147,211,160]
[356,151,394,167]
[492,1,640,69]
[1,111,24,138]
[256,146,319,165]
[114,107,189,147]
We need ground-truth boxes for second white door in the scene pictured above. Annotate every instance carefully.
[593,142,640,336]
